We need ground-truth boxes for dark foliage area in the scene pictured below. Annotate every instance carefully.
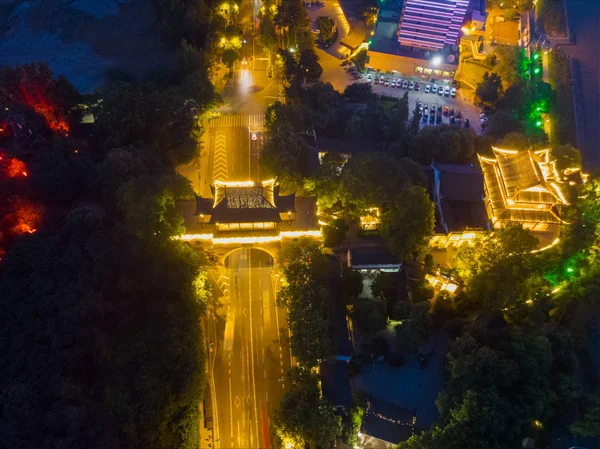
[0,61,212,449]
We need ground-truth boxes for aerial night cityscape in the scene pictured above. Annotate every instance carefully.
[0,0,599,447]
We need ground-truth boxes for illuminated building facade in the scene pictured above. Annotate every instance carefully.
[398,0,470,50]
[479,148,586,230]
[194,180,296,234]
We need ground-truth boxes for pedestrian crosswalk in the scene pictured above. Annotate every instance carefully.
[208,114,265,129]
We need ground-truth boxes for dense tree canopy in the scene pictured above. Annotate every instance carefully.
[278,238,335,366]
[380,186,435,262]
[0,209,209,449]
[399,326,578,449]
[273,368,342,449]
[0,61,212,449]
[259,123,314,193]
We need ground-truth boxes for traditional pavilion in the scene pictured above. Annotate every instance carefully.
[478,147,585,230]
[194,180,296,233]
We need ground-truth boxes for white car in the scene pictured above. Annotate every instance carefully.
[391,79,396,87]
[431,85,438,94]
[424,84,431,93]
[444,86,450,96]
[408,81,415,90]
[367,74,372,83]
[438,86,444,96]
[379,77,385,85]
[402,80,409,88]
[251,132,258,141]
[451,87,457,98]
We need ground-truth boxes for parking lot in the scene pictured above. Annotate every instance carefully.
[364,71,482,133]
[335,64,483,134]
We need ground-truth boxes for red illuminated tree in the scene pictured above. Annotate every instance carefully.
[0,63,80,135]
[6,197,43,235]
[6,158,27,178]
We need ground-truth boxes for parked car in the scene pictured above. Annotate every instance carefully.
[449,108,455,117]
[397,79,403,88]
[408,81,415,90]
[402,80,409,88]
[444,86,450,96]
[438,87,444,96]
[429,113,435,123]
[437,107,442,117]
[450,117,456,125]
[456,109,461,118]
[391,79,396,87]
[367,74,372,83]
[424,84,431,93]
[423,106,429,116]
[436,114,442,124]
[443,106,449,116]
[464,118,470,128]
[379,77,385,85]
[451,87,457,98]
[431,85,438,94]
[384,79,390,86]
[415,82,421,91]
[431,105,436,115]
[417,100,423,111]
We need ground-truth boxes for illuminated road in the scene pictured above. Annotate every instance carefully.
[211,248,292,449]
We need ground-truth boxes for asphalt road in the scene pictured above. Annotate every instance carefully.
[560,0,600,169]
[212,248,292,449]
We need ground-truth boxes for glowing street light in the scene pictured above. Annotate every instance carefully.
[289,48,295,53]
[431,56,442,67]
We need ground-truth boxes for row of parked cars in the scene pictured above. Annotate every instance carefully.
[366,73,457,98]
[420,102,470,128]
[304,1,325,6]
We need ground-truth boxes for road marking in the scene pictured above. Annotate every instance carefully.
[247,250,260,447]
[235,396,241,408]
[229,377,234,439]
[213,131,228,181]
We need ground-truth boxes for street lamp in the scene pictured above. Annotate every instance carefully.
[289,48,295,53]
[431,55,442,67]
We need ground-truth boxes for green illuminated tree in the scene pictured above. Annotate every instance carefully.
[222,49,238,70]
[380,186,435,262]
[259,123,313,194]
[322,217,349,247]
[453,223,545,313]
[274,368,342,448]
[279,280,335,366]
[258,14,278,54]
[493,45,528,88]
[298,48,323,82]
[476,72,503,107]
[279,237,329,286]
[339,152,410,215]
[352,299,387,333]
